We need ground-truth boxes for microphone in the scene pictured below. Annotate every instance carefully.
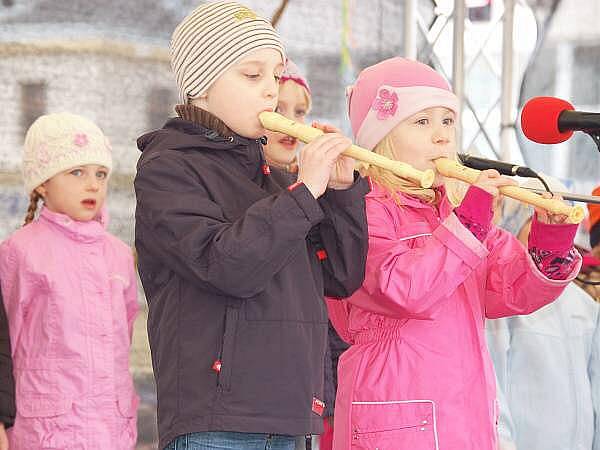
[458,153,538,178]
[520,96,600,144]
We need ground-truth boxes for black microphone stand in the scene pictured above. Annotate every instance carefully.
[585,131,600,152]
[522,188,600,205]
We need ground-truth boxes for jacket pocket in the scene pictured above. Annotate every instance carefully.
[18,395,71,418]
[15,395,78,449]
[217,305,239,391]
[14,357,66,396]
[350,400,439,450]
[16,368,57,396]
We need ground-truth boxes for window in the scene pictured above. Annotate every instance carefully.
[20,82,46,136]
[572,44,600,106]
[467,0,491,22]
[306,55,342,120]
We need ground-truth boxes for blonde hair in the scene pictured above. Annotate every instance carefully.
[360,133,467,207]
[300,85,312,114]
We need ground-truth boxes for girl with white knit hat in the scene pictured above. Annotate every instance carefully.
[0,112,139,449]
[325,57,582,450]
[134,2,370,449]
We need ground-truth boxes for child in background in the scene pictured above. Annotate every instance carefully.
[0,112,139,449]
[263,59,311,175]
[487,176,600,450]
[0,291,14,450]
[134,2,369,449]
[577,191,600,301]
[327,57,581,450]
[262,59,349,450]
[589,186,600,261]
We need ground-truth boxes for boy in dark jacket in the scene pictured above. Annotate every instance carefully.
[0,288,15,450]
[134,2,369,449]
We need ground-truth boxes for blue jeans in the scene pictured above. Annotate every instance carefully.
[165,431,298,450]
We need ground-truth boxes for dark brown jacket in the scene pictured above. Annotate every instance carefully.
[134,117,369,448]
[0,287,15,428]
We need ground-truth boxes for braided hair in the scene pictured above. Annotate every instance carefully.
[23,191,42,226]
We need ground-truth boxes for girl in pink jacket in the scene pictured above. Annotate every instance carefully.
[327,58,582,450]
[0,113,139,449]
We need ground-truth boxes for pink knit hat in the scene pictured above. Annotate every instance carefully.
[347,57,459,150]
[280,59,311,94]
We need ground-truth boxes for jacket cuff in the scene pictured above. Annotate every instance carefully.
[528,214,578,253]
[287,182,325,226]
[321,173,370,207]
[454,186,494,242]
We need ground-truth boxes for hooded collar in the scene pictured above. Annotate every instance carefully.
[39,206,108,243]
[367,182,454,219]
[137,108,269,182]
[175,104,235,138]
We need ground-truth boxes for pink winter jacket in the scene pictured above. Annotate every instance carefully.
[0,207,139,450]
[327,184,580,450]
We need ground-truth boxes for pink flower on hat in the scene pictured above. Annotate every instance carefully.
[372,89,398,120]
[73,133,88,147]
[348,58,459,150]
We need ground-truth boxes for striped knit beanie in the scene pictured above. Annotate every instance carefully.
[170,1,286,103]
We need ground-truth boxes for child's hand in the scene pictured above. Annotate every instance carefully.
[533,191,569,224]
[297,126,353,198]
[312,121,355,190]
[0,422,8,450]
[311,121,341,135]
[473,169,518,197]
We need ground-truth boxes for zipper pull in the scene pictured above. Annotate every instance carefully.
[205,130,234,143]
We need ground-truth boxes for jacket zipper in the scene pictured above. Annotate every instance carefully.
[350,399,439,448]
[352,423,429,440]
[217,306,239,391]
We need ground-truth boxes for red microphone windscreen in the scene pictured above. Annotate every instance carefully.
[520,96,574,144]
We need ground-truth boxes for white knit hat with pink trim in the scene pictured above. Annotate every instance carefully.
[22,112,113,193]
[280,59,311,94]
[347,57,459,150]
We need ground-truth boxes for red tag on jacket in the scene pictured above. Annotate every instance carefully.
[211,360,222,373]
[312,397,325,416]
[316,249,327,261]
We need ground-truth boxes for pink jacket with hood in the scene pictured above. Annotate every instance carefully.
[0,207,139,449]
[327,184,580,450]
